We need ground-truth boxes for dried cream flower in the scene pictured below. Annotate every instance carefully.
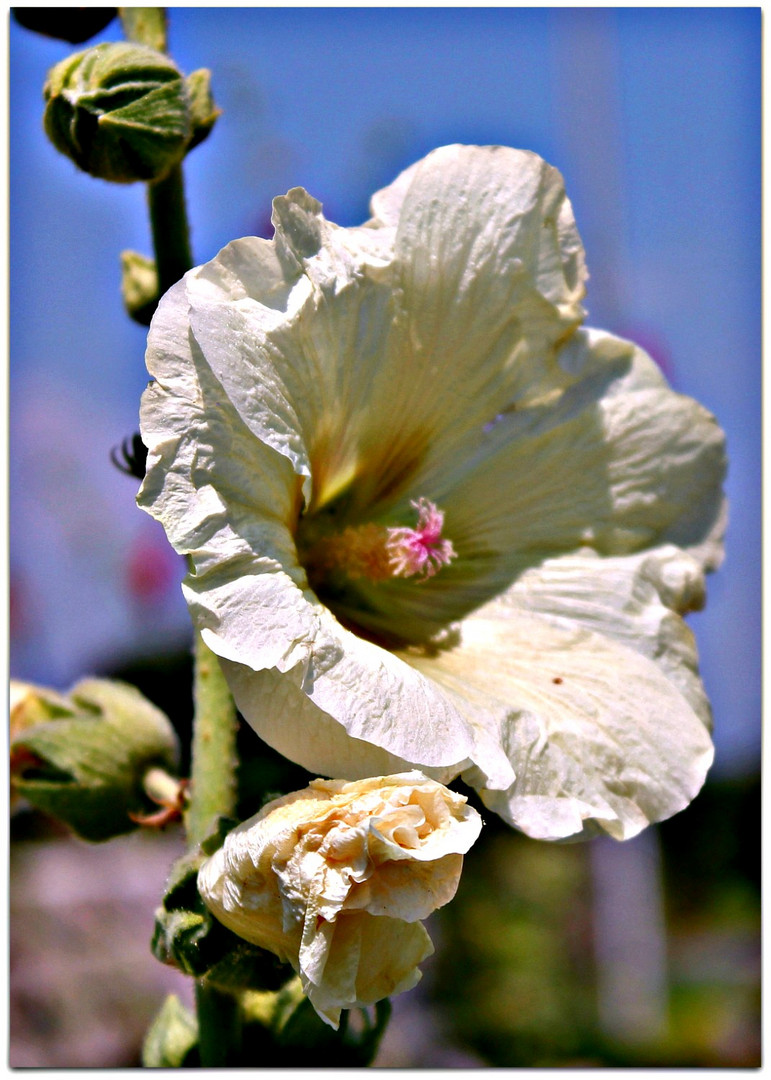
[139,144,726,842]
[197,772,482,1027]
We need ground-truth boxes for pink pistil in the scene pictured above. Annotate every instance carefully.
[386,498,456,581]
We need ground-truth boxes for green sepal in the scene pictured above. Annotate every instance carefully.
[11,678,179,842]
[185,69,220,151]
[240,977,393,1067]
[142,994,199,1067]
[121,249,159,324]
[43,41,191,183]
[151,818,292,990]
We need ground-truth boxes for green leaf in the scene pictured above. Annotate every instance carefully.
[142,994,199,1067]
[238,978,393,1067]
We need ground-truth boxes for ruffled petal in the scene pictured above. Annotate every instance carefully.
[217,607,483,780]
[139,279,333,676]
[348,852,465,922]
[503,544,713,727]
[182,145,588,519]
[400,576,713,841]
[305,912,432,1028]
[326,327,725,642]
[433,328,726,605]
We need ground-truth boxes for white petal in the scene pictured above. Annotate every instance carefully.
[402,602,713,841]
[139,278,335,676]
[504,544,713,727]
[430,328,726,609]
[218,606,479,780]
[349,852,465,922]
[183,147,589,520]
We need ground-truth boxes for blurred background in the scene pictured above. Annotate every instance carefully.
[9,7,760,1068]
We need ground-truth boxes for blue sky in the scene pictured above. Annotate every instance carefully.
[9,7,761,773]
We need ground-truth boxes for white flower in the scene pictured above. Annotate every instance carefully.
[139,144,726,842]
[197,772,482,1027]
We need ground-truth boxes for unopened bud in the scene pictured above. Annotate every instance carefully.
[43,42,217,184]
[10,677,180,841]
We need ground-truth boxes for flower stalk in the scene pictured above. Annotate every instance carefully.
[147,163,194,297]
[118,6,167,51]
[117,8,242,1058]
[186,631,243,1064]
[186,630,239,847]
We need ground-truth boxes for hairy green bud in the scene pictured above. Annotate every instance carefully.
[43,41,217,183]
[10,677,180,841]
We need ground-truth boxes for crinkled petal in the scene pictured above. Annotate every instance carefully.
[436,328,725,605]
[182,145,588,519]
[400,586,713,841]
[186,201,397,510]
[139,278,326,677]
[329,327,726,643]
[303,912,433,1029]
[217,607,481,780]
[346,852,465,922]
[504,544,713,728]
[456,328,726,565]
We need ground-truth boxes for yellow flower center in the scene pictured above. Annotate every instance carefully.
[301,498,456,586]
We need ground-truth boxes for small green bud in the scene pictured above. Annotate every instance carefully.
[10,677,180,841]
[121,249,159,324]
[43,42,201,183]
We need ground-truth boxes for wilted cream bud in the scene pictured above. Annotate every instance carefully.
[197,772,482,1028]
[43,41,217,183]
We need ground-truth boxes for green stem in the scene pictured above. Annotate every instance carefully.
[118,7,167,51]
[147,164,194,298]
[123,9,243,1062]
[186,630,239,848]
[187,631,242,1065]
[196,983,243,1067]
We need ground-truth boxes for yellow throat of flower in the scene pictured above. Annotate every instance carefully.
[301,498,456,586]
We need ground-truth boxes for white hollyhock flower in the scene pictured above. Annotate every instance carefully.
[197,772,482,1028]
[138,144,726,842]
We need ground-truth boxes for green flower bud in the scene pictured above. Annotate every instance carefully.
[10,677,180,841]
[42,41,211,183]
[121,249,159,324]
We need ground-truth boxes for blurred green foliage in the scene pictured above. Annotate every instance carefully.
[432,778,760,1067]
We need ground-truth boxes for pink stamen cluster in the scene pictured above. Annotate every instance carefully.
[386,498,456,581]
